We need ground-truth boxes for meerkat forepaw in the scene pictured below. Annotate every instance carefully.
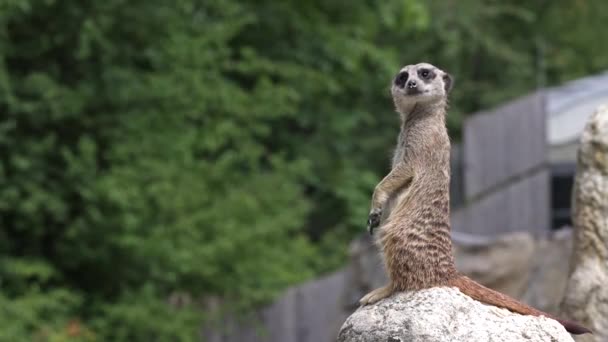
[367,208,382,235]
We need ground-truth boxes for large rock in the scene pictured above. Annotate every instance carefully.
[522,229,573,315]
[337,287,573,342]
[560,105,608,341]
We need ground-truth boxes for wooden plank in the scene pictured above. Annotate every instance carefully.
[492,107,509,190]
[200,289,297,342]
[454,170,550,237]
[450,144,465,208]
[505,175,529,234]
[524,92,547,175]
[201,298,225,342]
[200,270,351,342]
[502,105,519,180]
[465,185,510,236]
[463,92,547,199]
[463,111,489,199]
[232,314,260,342]
[295,270,349,342]
[450,207,469,235]
[529,169,550,236]
[504,169,550,236]
[261,288,297,342]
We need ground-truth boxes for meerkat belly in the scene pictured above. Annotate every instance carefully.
[381,223,454,290]
[379,182,455,289]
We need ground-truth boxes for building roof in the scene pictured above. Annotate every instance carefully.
[546,70,608,163]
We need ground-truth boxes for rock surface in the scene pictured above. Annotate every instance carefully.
[522,229,573,315]
[337,287,573,342]
[560,105,608,341]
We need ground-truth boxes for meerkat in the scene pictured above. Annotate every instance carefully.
[360,62,590,335]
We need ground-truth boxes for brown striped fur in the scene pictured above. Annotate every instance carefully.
[360,63,590,335]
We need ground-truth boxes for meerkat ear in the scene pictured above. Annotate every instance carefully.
[443,73,453,94]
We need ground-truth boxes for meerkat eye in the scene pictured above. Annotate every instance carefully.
[420,69,430,78]
[395,72,408,87]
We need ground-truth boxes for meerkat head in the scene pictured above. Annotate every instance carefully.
[391,62,453,113]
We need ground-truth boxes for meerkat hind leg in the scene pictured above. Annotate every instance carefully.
[359,285,394,306]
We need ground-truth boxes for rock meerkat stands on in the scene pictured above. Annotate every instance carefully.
[339,287,575,342]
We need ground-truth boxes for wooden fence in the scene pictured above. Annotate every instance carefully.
[451,91,550,237]
[201,268,355,342]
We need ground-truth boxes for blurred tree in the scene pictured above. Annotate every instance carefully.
[0,0,607,340]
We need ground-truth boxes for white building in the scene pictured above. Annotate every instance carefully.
[546,70,608,227]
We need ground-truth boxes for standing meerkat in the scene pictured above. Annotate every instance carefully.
[361,62,590,335]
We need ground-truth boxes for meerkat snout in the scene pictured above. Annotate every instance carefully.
[405,79,420,95]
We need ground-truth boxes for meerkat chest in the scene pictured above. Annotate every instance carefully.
[392,132,408,167]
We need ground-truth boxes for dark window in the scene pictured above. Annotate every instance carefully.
[550,163,576,229]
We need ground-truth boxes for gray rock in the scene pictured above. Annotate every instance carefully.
[560,105,608,341]
[337,287,573,342]
[522,229,573,315]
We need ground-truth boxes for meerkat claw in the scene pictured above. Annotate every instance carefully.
[367,209,382,234]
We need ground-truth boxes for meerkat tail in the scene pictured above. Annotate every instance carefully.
[448,275,591,335]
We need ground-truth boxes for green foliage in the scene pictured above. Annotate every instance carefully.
[0,0,607,340]
[0,288,88,342]
[0,258,88,341]
[89,286,201,341]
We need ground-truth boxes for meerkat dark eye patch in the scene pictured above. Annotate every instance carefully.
[394,72,409,88]
[418,68,436,83]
